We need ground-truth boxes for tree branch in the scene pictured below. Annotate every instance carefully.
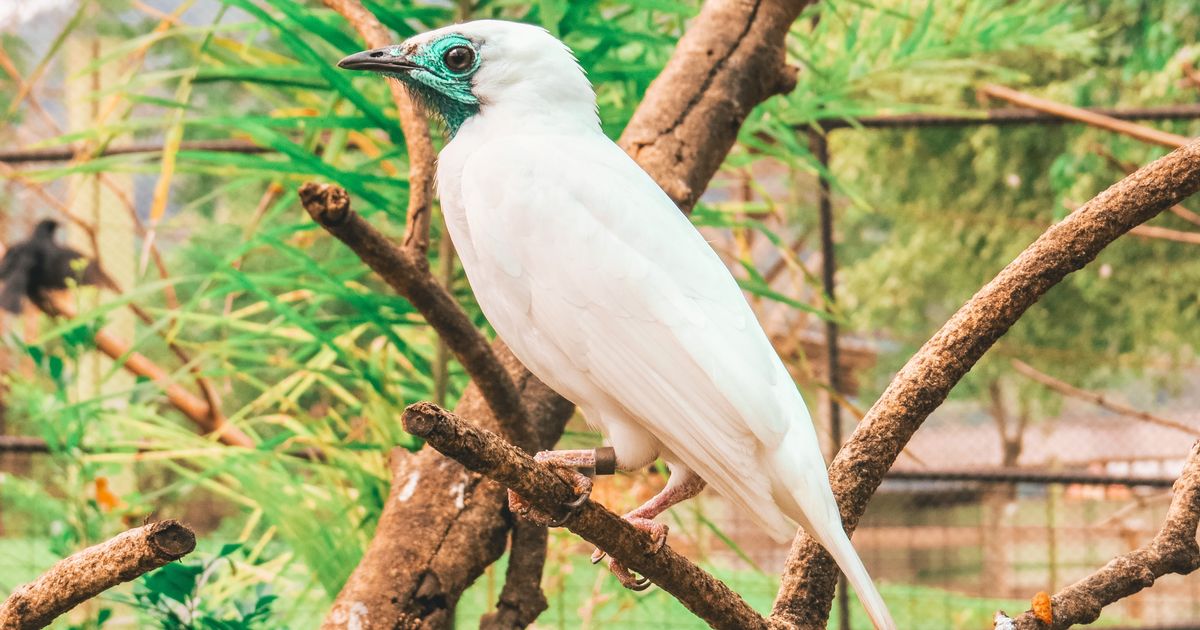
[0,520,196,630]
[996,440,1200,629]
[1128,223,1200,245]
[41,291,254,448]
[401,402,769,630]
[322,344,572,629]
[980,84,1190,149]
[1011,359,1200,436]
[298,183,529,443]
[770,138,1200,628]
[321,0,436,254]
[478,520,549,630]
[1093,146,1200,227]
[620,0,815,210]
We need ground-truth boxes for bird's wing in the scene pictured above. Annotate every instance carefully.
[458,134,808,538]
[0,244,34,313]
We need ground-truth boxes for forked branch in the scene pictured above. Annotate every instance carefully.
[998,440,1200,628]
[298,182,529,443]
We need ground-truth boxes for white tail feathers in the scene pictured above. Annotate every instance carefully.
[815,521,897,630]
[771,428,897,630]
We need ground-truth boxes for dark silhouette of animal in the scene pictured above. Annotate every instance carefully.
[0,219,106,313]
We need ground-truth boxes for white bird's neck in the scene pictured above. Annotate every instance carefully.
[457,101,601,141]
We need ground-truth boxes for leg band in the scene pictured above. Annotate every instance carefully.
[594,446,617,476]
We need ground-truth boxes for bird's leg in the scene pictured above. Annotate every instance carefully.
[507,447,616,527]
[593,470,707,591]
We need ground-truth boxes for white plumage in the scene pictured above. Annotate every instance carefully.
[385,20,894,629]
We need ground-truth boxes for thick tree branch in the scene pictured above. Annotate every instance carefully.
[402,402,769,630]
[1093,146,1200,227]
[323,344,572,629]
[322,0,436,253]
[770,138,1200,628]
[1011,359,1200,436]
[619,0,815,210]
[997,440,1200,629]
[0,520,196,630]
[478,520,549,630]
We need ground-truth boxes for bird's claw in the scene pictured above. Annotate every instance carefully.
[563,485,592,509]
[607,557,652,591]
[544,481,592,526]
[627,515,669,553]
[591,514,668,591]
[506,465,593,527]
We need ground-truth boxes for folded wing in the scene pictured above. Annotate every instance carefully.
[457,134,816,540]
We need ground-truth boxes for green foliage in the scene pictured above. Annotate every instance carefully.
[835,0,1200,419]
[122,544,278,629]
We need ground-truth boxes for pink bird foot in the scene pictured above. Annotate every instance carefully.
[507,449,607,526]
[589,470,705,591]
[590,515,668,591]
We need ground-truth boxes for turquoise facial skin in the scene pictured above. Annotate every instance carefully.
[384,35,482,136]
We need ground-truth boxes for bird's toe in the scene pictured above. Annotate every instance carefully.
[507,467,592,527]
[607,558,652,592]
[562,473,593,508]
[626,515,669,553]
[506,488,533,517]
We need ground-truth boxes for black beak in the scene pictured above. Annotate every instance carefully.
[337,47,422,73]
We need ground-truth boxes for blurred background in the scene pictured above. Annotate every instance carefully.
[1,1,1199,628]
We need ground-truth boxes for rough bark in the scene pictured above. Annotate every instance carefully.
[402,403,769,630]
[620,0,812,210]
[997,440,1200,629]
[0,520,195,629]
[323,345,572,630]
[769,137,1200,628]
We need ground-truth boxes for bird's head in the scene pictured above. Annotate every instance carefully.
[338,20,597,136]
[33,219,59,239]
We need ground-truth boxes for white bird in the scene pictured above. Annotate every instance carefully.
[339,20,895,629]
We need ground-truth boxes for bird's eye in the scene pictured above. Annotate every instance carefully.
[443,45,475,73]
